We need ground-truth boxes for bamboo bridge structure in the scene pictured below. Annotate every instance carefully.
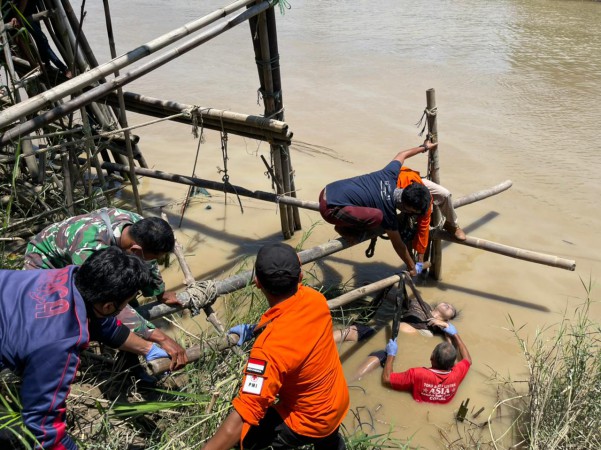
[0,1,577,373]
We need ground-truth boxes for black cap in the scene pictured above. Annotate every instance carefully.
[255,243,301,295]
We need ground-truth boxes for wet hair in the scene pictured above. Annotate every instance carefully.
[74,246,152,305]
[129,217,175,254]
[431,342,457,370]
[431,302,458,321]
[400,182,431,215]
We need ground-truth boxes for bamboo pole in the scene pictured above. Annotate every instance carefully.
[253,7,291,238]
[83,160,511,214]
[265,6,301,231]
[61,152,74,214]
[0,18,39,178]
[0,1,272,144]
[431,230,576,271]
[425,89,443,280]
[102,0,142,215]
[0,0,259,129]
[148,333,238,375]
[108,92,289,133]
[160,212,226,335]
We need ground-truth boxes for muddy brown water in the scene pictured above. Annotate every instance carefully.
[72,0,601,446]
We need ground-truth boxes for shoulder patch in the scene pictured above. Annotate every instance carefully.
[245,358,267,375]
[242,374,264,395]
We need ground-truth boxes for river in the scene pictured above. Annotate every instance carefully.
[72,0,601,447]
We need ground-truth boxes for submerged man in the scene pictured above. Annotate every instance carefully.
[382,322,471,403]
[0,247,166,449]
[203,243,349,450]
[23,207,187,369]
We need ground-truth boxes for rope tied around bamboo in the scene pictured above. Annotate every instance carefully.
[176,280,218,316]
[183,105,205,141]
[415,106,438,138]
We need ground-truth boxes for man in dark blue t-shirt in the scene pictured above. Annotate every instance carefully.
[319,141,436,276]
[0,247,167,449]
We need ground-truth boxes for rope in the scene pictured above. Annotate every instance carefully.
[270,0,292,15]
[184,280,218,316]
[415,106,438,137]
[217,114,244,213]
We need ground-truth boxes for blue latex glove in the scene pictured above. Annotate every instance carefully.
[415,262,424,274]
[145,343,170,361]
[443,322,458,336]
[385,338,398,357]
[228,323,256,346]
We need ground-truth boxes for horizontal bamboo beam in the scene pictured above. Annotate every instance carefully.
[147,333,239,375]
[138,236,360,321]
[453,180,512,208]
[107,91,289,132]
[102,91,292,144]
[432,229,576,271]
[0,0,257,129]
[86,159,312,209]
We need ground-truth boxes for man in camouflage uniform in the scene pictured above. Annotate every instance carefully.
[23,207,187,370]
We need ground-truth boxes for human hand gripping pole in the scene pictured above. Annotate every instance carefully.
[145,343,170,362]
[228,324,256,346]
[386,338,398,357]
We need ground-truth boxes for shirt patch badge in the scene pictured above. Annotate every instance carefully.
[242,374,264,395]
[246,358,267,375]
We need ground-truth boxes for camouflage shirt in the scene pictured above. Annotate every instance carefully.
[23,207,165,298]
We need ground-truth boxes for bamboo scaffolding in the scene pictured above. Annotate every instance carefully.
[0,0,258,129]
[0,1,272,145]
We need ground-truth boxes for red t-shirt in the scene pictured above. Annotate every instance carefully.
[389,359,471,404]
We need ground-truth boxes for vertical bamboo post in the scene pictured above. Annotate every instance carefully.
[0,18,40,179]
[102,0,143,215]
[425,89,442,280]
[61,152,75,215]
[249,4,291,238]
[265,7,301,231]
[159,213,229,338]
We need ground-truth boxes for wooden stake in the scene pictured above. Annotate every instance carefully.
[425,88,443,280]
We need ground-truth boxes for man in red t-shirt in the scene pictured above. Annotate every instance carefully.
[382,322,471,404]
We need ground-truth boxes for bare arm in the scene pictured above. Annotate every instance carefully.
[382,355,395,385]
[118,332,153,356]
[392,140,437,164]
[451,334,472,365]
[386,229,417,276]
[156,290,183,306]
[202,410,244,450]
[147,329,188,371]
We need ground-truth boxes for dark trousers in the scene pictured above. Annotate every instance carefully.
[242,407,346,450]
[319,189,383,232]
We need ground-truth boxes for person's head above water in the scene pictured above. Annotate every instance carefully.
[431,302,457,321]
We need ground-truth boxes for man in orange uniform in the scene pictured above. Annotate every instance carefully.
[202,243,349,450]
